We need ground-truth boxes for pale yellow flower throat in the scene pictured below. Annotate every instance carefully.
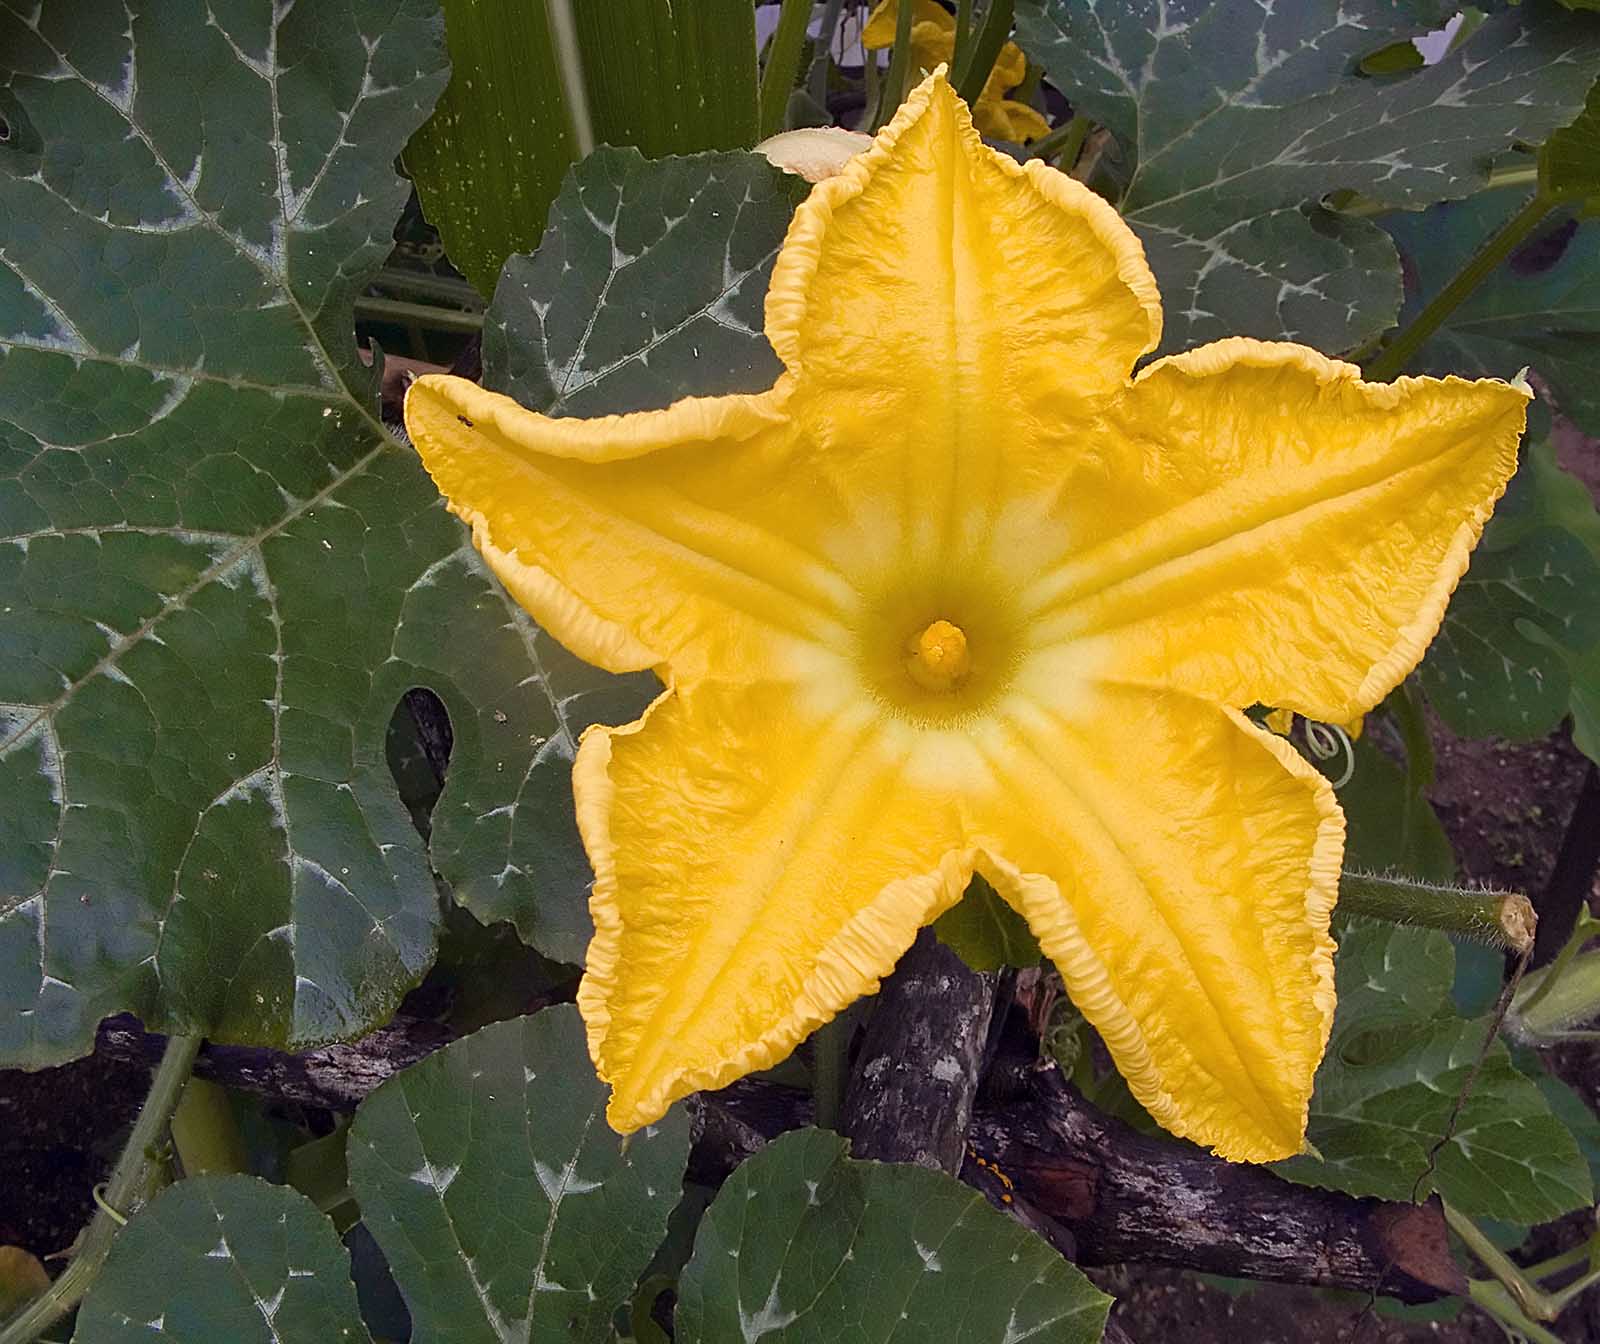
[905,618,971,692]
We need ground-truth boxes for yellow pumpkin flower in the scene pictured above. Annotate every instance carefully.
[404,72,1527,1162]
[862,0,1051,143]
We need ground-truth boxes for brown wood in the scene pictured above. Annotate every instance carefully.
[840,929,997,1173]
[93,1011,1461,1304]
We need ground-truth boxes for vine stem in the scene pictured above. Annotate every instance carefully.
[1364,191,1553,382]
[0,1035,202,1343]
[759,0,814,139]
[544,0,594,158]
[871,0,917,131]
[1445,1202,1600,1330]
[811,1014,849,1131]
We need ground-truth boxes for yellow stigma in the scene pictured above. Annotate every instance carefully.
[906,619,971,692]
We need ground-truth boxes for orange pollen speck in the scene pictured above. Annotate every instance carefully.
[906,619,971,692]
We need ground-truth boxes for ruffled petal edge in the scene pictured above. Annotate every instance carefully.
[1134,337,1529,723]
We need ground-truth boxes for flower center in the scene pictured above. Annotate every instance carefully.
[906,619,970,692]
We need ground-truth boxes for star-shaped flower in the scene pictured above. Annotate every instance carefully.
[404,73,1526,1162]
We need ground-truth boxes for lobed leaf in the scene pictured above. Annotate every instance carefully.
[1274,920,1592,1222]
[676,1128,1110,1344]
[73,1175,369,1343]
[347,1005,690,1344]
[1015,0,1600,355]
[0,0,635,1066]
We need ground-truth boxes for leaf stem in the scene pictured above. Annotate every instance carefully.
[807,0,846,106]
[1337,872,1535,954]
[952,0,975,66]
[811,1015,849,1131]
[1514,909,1600,1024]
[1364,191,1553,382]
[1026,113,1090,168]
[1330,164,1539,218]
[1446,1202,1600,1327]
[544,0,594,158]
[759,0,814,139]
[0,1035,202,1344]
[954,0,1015,108]
[872,0,918,131]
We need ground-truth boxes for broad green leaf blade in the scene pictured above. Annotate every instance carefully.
[1015,0,1600,354]
[347,1005,690,1344]
[1387,197,1600,436]
[1418,525,1600,739]
[577,1,759,156]
[0,0,623,1065]
[933,874,1042,971]
[484,147,808,417]
[676,1128,1110,1344]
[1333,735,1455,882]
[403,1,580,296]
[1274,920,1592,1222]
[73,1175,370,1344]
[1542,77,1600,199]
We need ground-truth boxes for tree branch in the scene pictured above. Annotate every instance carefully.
[93,1013,1461,1303]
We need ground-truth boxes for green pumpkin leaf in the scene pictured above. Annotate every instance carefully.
[1386,198,1600,437]
[484,146,808,417]
[676,1128,1110,1344]
[1334,734,1455,882]
[0,0,632,1066]
[1541,77,1600,200]
[73,1175,369,1343]
[1274,920,1592,1222]
[1419,524,1600,740]
[347,1005,690,1344]
[405,0,760,296]
[1015,0,1600,355]
[933,873,1042,971]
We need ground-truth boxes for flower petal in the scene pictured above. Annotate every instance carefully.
[1027,340,1528,723]
[404,375,857,681]
[575,679,977,1132]
[766,71,1161,414]
[972,680,1341,1162]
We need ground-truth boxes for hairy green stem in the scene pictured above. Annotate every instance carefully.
[354,296,484,334]
[1514,909,1600,1023]
[873,0,918,130]
[759,0,814,138]
[954,0,1014,107]
[544,0,594,158]
[0,1035,202,1344]
[1365,191,1553,381]
[1026,113,1090,167]
[1338,872,1535,953]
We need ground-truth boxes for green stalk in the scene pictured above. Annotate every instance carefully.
[1447,1202,1600,1327]
[1331,164,1539,218]
[872,0,918,131]
[811,1015,849,1131]
[954,0,1014,107]
[806,0,845,106]
[0,1036,202,1344]
[1364,191,1553,381]
[759,0,813,139]
[1391,678,1436,862]
[544,0,594,157]
[1337,872,1535,953]
[952,0,976,67]
[1514,910,1600,1026]
[1515,946,1600,1040]
[1027,113,1089,167]
[354,296,484,334]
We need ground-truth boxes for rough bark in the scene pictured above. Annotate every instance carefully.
[840,930,997,1173]
[93,1013,1459,1303]
[964,1059,1465,1304]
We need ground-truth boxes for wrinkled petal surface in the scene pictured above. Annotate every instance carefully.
[970,680,1342,1161]
[575,680,976,1130]
[1023,340,1526,723]
[404,70,1528,1163]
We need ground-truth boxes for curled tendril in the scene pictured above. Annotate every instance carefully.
[1303,720,1356,789]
